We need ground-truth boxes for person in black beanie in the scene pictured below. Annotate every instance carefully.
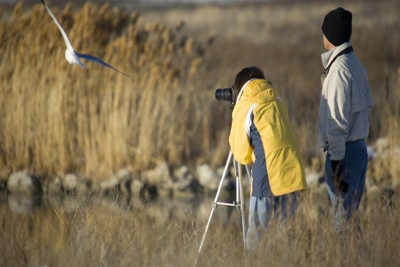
[322,7,352,46]
[317,7,373,233]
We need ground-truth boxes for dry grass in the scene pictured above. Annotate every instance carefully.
[0,1,399,185]
[0,1,227,182]
[0,1,399,266]
[0,189,398,267]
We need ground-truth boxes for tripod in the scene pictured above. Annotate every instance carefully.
[195,150,251,265]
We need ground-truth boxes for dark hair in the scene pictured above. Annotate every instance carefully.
[234,66,265,96]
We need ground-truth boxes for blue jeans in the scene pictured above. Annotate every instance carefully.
[246,193,297,252]
[325,139,368,232]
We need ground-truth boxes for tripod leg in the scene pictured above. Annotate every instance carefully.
[196,151,233,265]
[245,165,252,184]
[238,164,247,250]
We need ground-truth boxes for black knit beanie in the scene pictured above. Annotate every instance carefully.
[322,7,352,46]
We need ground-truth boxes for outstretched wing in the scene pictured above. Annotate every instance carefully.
[76,52,129,76]
[41,0,74,51]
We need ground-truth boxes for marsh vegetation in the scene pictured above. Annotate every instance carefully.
[0,1,399,266]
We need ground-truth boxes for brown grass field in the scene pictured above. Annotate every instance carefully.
[0,0,399,266]
[0,188,399,266]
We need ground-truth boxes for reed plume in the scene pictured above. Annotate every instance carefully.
[0,1,214,183]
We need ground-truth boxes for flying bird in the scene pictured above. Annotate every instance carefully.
[41,0,128,76]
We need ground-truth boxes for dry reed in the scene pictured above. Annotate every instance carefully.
[0,0,399,190]
[0,1,399,266]
[0,1,226,183]
[0,189,399,267]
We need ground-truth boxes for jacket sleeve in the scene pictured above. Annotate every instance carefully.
[326,68,352,160]
[229,106,253,165]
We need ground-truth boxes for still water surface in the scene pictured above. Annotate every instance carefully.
[2,191,244,225]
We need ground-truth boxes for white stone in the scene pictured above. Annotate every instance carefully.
[47,176,62,195]
[115,168,133,195]
[374,137,389,156]
[196,164,220,191]
[62,173,78,192]
[61,173,87,195]
[131,178,144,196]
[173,165,193,181]
[142,161,171,185]
[100,177,119,191]
[171,165,195,193]
[115,168,132,181]
[7,171,42,195]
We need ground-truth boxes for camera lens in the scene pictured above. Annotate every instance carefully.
[215,88,233,102]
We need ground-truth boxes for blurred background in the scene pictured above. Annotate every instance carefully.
[0,1,399,266]
[0,0,399,185]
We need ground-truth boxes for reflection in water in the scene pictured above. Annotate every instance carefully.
[0,190,249,267]
[1,191,246,226]
[7,194,42,214]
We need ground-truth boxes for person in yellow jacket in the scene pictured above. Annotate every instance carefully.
[229,66,307,251]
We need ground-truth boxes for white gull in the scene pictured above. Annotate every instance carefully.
[41,0,128,76]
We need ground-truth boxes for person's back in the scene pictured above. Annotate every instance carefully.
[230,78,306,196]
[343,51,372,140]
[229,67,306,252]
[318,7,373,233]
[318,42,373,159]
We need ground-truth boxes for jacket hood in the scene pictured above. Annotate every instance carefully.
[238,79,279,104]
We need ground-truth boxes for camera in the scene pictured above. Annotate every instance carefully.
[215,87,233,102]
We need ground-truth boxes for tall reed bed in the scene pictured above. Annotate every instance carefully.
[0,2,229,181]
[1,1,399,187]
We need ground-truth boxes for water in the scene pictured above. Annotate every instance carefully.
[1,191,243,224]
[0,0,275,5]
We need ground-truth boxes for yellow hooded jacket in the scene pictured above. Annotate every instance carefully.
[229,79,307,196]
